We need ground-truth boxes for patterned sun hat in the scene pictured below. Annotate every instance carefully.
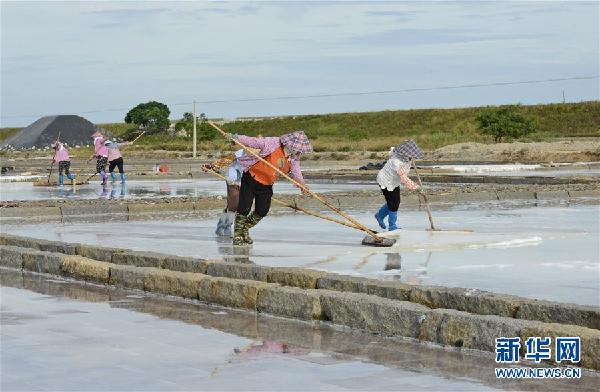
[392,139,424,161]
[279,131,313,154]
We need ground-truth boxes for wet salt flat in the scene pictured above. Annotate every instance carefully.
[431,163,600,177]
[0,179,371,201]
[5,203,598,306]
[6,271,595,392]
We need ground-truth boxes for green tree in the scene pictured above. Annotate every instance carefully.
[174,112,215,140]
[476,105,537,142]
[124,101,171,134]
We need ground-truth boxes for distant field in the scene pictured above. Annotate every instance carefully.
[2,102,599,153]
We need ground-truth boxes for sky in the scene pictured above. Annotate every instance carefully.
[1,0,598,127]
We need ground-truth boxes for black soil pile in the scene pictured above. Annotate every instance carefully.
[1,115,108,150]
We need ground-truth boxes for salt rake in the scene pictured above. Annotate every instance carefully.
[411,159,474,234]
[208,122,395,247]
[206,168,363,231]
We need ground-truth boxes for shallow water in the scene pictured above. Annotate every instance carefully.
[5,203,598,306]
[0,179,373,202]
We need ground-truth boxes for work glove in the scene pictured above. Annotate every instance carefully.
[201,163,214,172]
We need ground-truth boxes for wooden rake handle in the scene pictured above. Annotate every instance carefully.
[130,131,146,144]
[411,159,436,231]
[207,168,360,230]
[208,121,381,240]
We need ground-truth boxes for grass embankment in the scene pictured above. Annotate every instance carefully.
[2,102,599,156]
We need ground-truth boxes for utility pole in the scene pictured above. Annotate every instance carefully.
[562,90,565,104]
[192,100,197,158]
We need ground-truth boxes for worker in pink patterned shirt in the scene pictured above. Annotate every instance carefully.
[375,140,425,231]
[228,131,312,246]
[90,131,109,185]
[53,140,76,186]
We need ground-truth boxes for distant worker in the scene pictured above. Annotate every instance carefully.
[90,131,108,185]
[374,140,425,231]
[53,141,76,186]
[105,139,130,184]
[202,149,245,237]
[229,131,312,246]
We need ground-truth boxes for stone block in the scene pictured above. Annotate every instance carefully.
[517,300,600,331]
[409,285,523,318]
[161,256,209,274]
[496,191,536,200]
[202,277,274,310]
[21,250,64,275]
[111,251,163,268]
[257,286,321,321]
[520,322,600,370]
[535,191,569,200]
[109,264,155,290]
[144,269,210,299]
[0,245,25,269]
[319,291,429,338]
[268,267,329,289]
[419,308,528,351]
[60,256,112,284]
[76,244,124,263]
[206,261,271,282]
[317,274,411,301]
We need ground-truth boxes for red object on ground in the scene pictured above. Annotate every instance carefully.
[158,164,169,173]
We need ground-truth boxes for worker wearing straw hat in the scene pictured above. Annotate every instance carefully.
[374,139,425,231]
[229,131,312,245]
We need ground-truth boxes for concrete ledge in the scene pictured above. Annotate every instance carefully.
[517,300,600,331]
[109,264,154,290]
[0,245,25,269]
[317,274,411,301]
[112,251,165,268]
[408,286,522,318]
[568,190,599,198]
[268,267,329,289]
[497,191,536,200]
[257,286,322,321]
[77,244,126,263]
[0,206,61,220]
[419,308,527,351]
[320,291,429,338]
[536,191,570,200]
[144,269,210,300]
[206,261,271,282]
[21,250,64,275]
[161,256,209,274]
[61,256,112,284]
[203,277,275,310]
[519,322,600,370]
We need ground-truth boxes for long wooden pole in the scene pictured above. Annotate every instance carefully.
[207,168,360,230]
[130,131,146,144]
[208,121,381,241]
[411,159,436,231]
[47,131,61,184]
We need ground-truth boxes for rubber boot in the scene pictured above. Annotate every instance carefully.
[374,204,389,229]
[100,171,107,185]
[233,214,250,246]
[388,211,398,231]
[58,174,64,187]
[215,210,228,236]
[243,211,263,244]
[121,173,126,184]
[111,172,117,183]
[223,211,236,237]
[67,173,76,185]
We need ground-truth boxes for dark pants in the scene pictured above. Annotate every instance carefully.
[96,156,108,173]
[237,171,273,217]
[226,184,240,212]
[381,187,401,212]
[109,157,124,174]
[58,161,71,176]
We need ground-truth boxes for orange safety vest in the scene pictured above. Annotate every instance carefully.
[249,146,291,185]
